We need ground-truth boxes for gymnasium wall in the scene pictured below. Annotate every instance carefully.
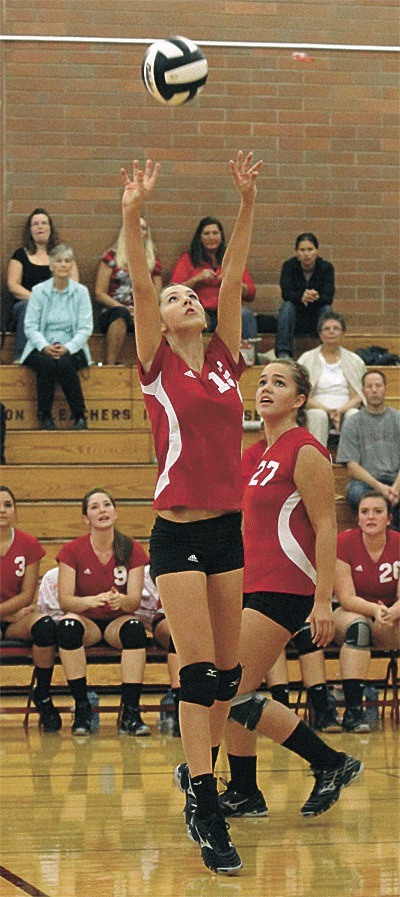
[1,1,399,331]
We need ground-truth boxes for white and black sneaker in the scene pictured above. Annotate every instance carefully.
[301,753,364,817]
[192,808,242,875]
[174,762,198,843]
[218,779,268,817]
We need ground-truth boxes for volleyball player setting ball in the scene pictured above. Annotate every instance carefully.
[120,151,261,875]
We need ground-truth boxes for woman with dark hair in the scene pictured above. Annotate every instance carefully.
[213,359,362,821]
[7,208,79,361]
[298,311,366,446]
[334,490,400,732]
[170,215,257,340]
[274,232,335,359]
[57,488,151,737]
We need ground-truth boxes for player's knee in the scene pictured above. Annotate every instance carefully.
[168,636,176,654]
[345,620,372,650]
[228,692,268,730]
[119,618,147,649]
[57,618,85,650]
[31,615,57,647]
[215,663,242,701]
[292,623,320,655]
[179,662,218,708]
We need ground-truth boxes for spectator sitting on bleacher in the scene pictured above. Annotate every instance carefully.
[0,486,62,733]
[56,488,153,737]
[333,491,400,732]
[19,244,93,431]
[7,208,79,362]
[298,311,366,447]
[274,233,335,359]
[95,221,162,365]
[170,215,258,341]
[337,369,400,531]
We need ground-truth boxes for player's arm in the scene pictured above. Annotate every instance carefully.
[334,558,383,620]
[0,561,41,620]
[121,160,162,371]
[217,151,262,360]
[58,562,109,613]
[294,445,337,647]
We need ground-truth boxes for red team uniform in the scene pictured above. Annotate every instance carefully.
[139,332,245,510]
[337,528,400,607]
[56,534,149,621]
[0,529,45,603]
[242,428,330,595]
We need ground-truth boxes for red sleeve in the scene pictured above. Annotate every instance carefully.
[336,530,352,564]
[242,266,256,302]
[170,253,194,283]
[128,541,150,570]
[22,533,46,565]
[56,540,78,569]
[152,256,162,277]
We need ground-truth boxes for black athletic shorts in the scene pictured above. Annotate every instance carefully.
[243,591,314,635]
[150,512,244,581]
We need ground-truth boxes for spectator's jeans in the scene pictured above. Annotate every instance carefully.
[205,305,258,340]
[275,301,331,357]
[11,300,29,361]
[347,479,400,531]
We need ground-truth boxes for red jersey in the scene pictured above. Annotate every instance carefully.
[0,529,45,603]
[242,427,331,594]
[57,534,149,620]
[139,332,246,511]
[337,528,400,606]
[171,252,256,311]
[242,437,267,486]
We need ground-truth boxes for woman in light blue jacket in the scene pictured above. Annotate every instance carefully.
[21,244,93,430]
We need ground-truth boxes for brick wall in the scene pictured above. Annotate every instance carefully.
[1,1,399,331]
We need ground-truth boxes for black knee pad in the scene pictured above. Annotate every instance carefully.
[215,663,242,701]
[57,618,85,650]
[292,623,320,656]
[31,615,57,647]
[179,662,218,708]
[228,692,269,730]
[119,618,147,649]
[168,636,177,654]
[345,620,372,650]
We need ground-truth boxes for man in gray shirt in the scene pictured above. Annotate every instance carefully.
[337,369,400,530]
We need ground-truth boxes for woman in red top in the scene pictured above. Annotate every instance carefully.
[170,215,257,340]
[121,152,262,876]
[57,488,150,737]
[334,491,400,732]
[219,360,362,820]
[0,486,63,732]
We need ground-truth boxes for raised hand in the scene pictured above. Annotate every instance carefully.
[229,151,263,203]
[121,159,161,212]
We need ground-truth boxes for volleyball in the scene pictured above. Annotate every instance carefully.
[142,36,208,106]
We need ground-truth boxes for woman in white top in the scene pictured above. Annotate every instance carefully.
[298,311,366,446]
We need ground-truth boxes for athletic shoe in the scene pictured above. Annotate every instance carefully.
[218,780,268,817]
[342,706,371,734]
[363,686,380,728]
[118,706,151,736]
[192,809,242,875]
[174,762,198,843]
[32,688,62,733]
[301,753,364,817]
[312,707,341,733]
[72,700,92,736]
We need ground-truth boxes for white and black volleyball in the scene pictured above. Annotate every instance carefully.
[142,36,208,106]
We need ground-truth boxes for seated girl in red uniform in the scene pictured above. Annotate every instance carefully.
[121,152,262,876]
[57,488,151,737]
[0,485,62,732]
[334,491,400,732]
[218,360,363,820]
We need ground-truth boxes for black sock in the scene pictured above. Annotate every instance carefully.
[34,666,54,701]
[270,684,290,707]
[282,720,341,770]
[307,683,329,715]
[68,676,88,705]
[211,744,220,771]
[191,773,219,818]
[122,682,141,709]
[228,753,258,793]
[343,679,365,708]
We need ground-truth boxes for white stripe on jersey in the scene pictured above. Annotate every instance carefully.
[141,372,182,500]
[277,490,317,585]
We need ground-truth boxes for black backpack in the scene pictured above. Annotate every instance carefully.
[355,345,400,366]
